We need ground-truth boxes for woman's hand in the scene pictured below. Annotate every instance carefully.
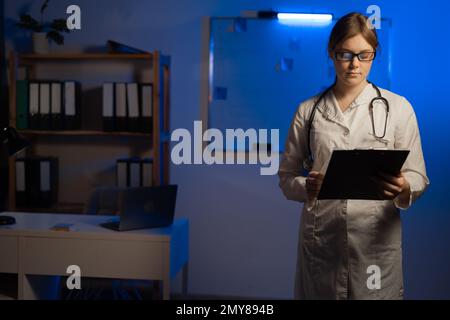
[376,172,411,201]
[306,171,324,201]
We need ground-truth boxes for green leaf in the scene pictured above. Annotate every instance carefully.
[47,31,64,45]
[20,14,38,25]
[51,19,70,33]
[17,14,42,32]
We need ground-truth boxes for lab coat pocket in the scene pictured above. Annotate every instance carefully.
[372,243,404,299]
[372,201,402,248]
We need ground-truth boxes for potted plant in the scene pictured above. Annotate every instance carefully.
[16,0,70,54]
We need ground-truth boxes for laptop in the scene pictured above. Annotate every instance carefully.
[100,185,178,231]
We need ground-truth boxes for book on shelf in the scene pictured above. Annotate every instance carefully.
[28,82,40,129]
[140,83,153,133]
[51,82,64,130]
[15,157,58,209]
[116,158,153,188]
[102,82,116,132]
[16,80,29,130]
[64,81,82,130]
[127,83,140,132]
[102,82,153,133]
[115,83,128,131]
[22,81,82,131]
[39,83,51,130]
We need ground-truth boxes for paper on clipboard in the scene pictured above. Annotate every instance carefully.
[318,149,410,200]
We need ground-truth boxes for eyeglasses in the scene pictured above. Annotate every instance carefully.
[334,51,376,62]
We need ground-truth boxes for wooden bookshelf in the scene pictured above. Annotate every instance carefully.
[7,51,171,212]
[18,130,152,137]
[19,53,153,61]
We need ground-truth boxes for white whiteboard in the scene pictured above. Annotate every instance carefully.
[208,17,392,151]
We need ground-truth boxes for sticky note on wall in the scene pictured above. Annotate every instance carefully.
[214,87,228,101]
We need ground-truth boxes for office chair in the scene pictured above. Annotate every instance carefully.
[84,186,123,216]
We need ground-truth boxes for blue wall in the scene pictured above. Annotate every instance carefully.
[4,0,450,299]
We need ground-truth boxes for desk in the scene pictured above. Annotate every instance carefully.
[0,212,189,300]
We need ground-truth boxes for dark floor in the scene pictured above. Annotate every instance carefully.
[0,273,162,300]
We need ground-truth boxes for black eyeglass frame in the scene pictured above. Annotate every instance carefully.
[334,51,377,62]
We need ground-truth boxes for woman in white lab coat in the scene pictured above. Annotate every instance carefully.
[278,12,429,299]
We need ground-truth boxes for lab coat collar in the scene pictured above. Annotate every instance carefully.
[316,82,375,124]
[346,82,376,108]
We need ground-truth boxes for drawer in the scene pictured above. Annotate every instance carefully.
[22,237,169,280]
[0,236,18,273]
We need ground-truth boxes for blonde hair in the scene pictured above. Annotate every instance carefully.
[328,12,379,54]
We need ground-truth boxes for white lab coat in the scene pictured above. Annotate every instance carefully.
[278,83,429,299]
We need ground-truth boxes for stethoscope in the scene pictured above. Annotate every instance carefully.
[304,81,390,171]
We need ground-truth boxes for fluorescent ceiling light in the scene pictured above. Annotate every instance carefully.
[277,13,333,22]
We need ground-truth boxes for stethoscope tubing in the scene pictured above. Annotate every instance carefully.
[306,82,390,166]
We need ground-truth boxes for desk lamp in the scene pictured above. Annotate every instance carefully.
[0,127,30,226]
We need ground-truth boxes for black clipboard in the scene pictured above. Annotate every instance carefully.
[318,149,410,200]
